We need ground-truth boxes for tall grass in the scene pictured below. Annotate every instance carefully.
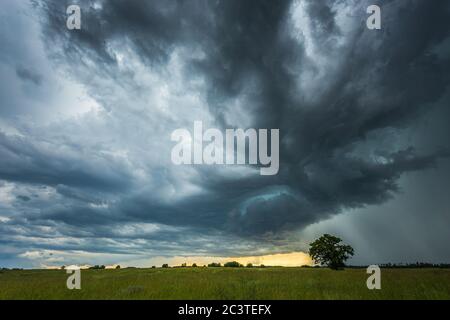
[0,268,449,300]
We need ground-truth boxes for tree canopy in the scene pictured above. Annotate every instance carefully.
[309,234,354,270]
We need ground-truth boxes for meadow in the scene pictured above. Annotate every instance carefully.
[1,267,449,300]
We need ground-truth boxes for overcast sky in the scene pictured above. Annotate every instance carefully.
[1,0,450,268]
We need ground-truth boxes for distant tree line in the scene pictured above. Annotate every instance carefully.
[345,262,450,269]
[155,262,267,268]
[90,265,106,270]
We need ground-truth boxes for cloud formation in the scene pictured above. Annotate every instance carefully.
[1,0,450,267]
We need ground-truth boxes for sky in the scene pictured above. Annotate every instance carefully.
[0,0,450,268]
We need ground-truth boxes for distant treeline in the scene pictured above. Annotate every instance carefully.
[171,261,265,268]
[2,262,450,271]
[345,262,450,269]
[150,262,450,269]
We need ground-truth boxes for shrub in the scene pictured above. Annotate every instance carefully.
[224,261,241,268]
[90,265,105,270]
[208,262,221,267]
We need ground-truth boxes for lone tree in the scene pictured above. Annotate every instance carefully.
[309,234,354,270]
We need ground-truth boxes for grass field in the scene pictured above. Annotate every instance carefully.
[1,267,450,300]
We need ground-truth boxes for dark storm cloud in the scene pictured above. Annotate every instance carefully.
[0,132,135,192]
[16,195,31,202]
[35,0,212,67]
[1,0,450,267]
[15,66,43,86]
[27,0,450,234]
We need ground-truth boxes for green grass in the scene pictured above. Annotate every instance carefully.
[0,267,449,300]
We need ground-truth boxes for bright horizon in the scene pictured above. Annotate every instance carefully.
[39,251,313,269]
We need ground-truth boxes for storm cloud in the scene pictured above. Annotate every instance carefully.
[1,0,450,267]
